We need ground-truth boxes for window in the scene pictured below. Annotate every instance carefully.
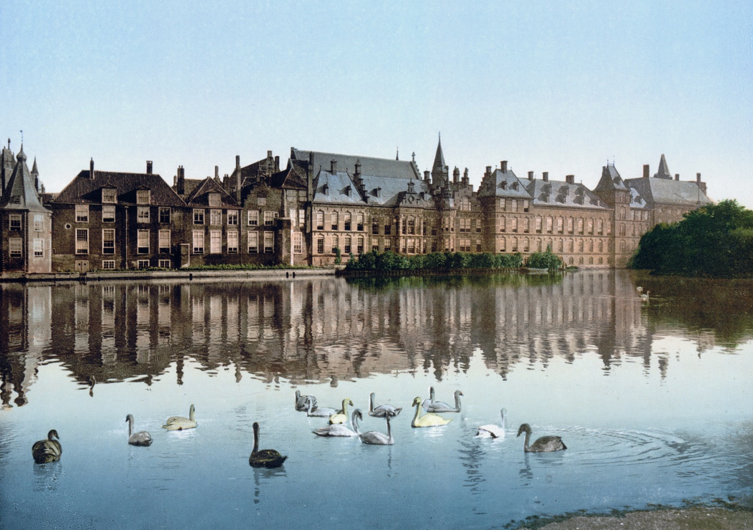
[208,193,221,208]
[136,189,150,204]
[372,238,379,251]
[408,217,416,234]
[137,206,150,223]
[384,221,391,235]
[499,217,506,232]
[567,217,574,233]
[344,236,351,254]
[577,218,584,234]
[76,229,89,254]
[459,238,470,252]
[158,259,171,268]
[587,218,594,234]
[331,235,339,254]
[192,230,204,254]
[103,205,116,223]
[357,237,364,254]
[137,229,149,254]
[210,209,222,226]
[264,211,276,226]
[257,197,267,206]
[344,212,352,231]
[248,232,258,253]
[159,229,171,253]
[545,217,553,233]
[33,238,44,257]
[210,230,222,254]
[264,232,274,253]
[103,229,116,255]
[523,238,530,252]
[227,231,238,253]
[511,218,518,232]
[597,219,603,235]
[159,208,171,224]
[499,198,505,210]
[523,218,530,233]
[76,205,89,222]
[224,210,237,226]
[9,238,22,257]
[356,213,364,231]
[535,217,542,233]
[298,209,305,228]
[316,210,324,230]
[194,209,205,224]
[9,214,21,231]
[475,219,482,233]
[137,259,150,270]
[511,199,518,213]
[460,197,471,211]
[557,217,564,233]
[316,236,324,254]
[331,211,339,230]
[102,260,116,270]
[523,200,530,212]
[384,238,391,251]
[34,214,44,231]
[248,210,259,226]
[102,188,117,203]
[293,232,302,254]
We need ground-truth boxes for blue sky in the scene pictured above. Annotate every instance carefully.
[2,1,751,206]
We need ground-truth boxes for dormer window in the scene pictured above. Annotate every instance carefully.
[344,186,352,197]
[322,184,329,195]
[511,182,518,191]
[208,192,221,208]
[102,188,117,203]
[136,189,151,205]
[499,181,507,190]
[373,187,381,198]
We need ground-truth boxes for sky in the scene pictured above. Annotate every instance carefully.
[1,1,752,206]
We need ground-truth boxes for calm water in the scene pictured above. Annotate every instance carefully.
[1,271,752,529]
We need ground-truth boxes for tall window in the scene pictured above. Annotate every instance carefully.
[316,236,324,254]
[407,217,416,234]
[331,211,339,230]
[227,231,238,253]
[194,209,205,224]
[192,230,204,254]
[103,229,116,255]
[210,209,222,226]
[76,229,89,254]
[316,211,324,230]
[264,211,276,226]
[9,238,22,257]
[546,217,553,233]
[9,214,21,231]
[33,239,44,257]
[293,232,302,254]
[557,217,564,233]
[344,236,351,254]
[34,214,44,231]
[159,229,171,253]
[263,232,274,253]
[331,235,339,254]
[137,229,149,254]
[535,216,542,233]
[384,221,391,235]
[103,205,116,223]
[76,205,89,223]
[567,217,574,233]
[511,218,518,233]
[158,207,170,224]
[372,218,379,234]
[248,210,259,226]
[356,213,364,231]
[344,212,352,231]
[511,199,518,213]
[357,236,364,254]
[577,218,584,234]
[587,218,594,234]
[137,206,150,223]
[227,210,238,226]
[499,217,506,232]
[210,230,222,254]
[248,232,258,253]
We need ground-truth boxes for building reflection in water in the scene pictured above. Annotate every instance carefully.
[1,271,751,407]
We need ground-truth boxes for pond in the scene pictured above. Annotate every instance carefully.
[1,271,752,529]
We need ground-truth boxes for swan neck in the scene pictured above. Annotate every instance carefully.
[352,412,361,435]
[252,425,259,454]
[189,406,195,421]
[369,393,375,413]
[455,392,462,408]
[413,402,422,423]
[386,416,392,442]
[524,429,531,450]
[341,399,349,415]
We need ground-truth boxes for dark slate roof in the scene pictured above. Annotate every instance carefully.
[312,170,366,206]
[526,178,608,209]
[594,164,629,193]
[625,177,711,207]
[54,169,185,206]
[185,177,238,206]
[0,146,49,212]
[269,164,307,189]
[654,154,673,179]
[477,168,533,199]
[291,148,421,181]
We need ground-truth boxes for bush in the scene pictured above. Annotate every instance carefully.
[526,250,562,270]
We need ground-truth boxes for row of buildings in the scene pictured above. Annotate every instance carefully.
[0,137,712,275]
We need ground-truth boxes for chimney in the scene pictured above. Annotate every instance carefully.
[528,171,533,181]
[501,160,508,173]
[215,165,219,180]
[235,155,240,168]
[566,174,574,184]
[543,172,549,182]
[354,160,362,179]
[643,164,650,179]
[675,173,679,181]
[267,150,272,159]
[90,158,94,179]
[146,160,153,174]
[697,172,707,195]
[485,166,492,179]
[453,166,459,184]
[274,155,280,172]
[177,166,185,195]
[330,160,337,173]
[462,168,469,185]
[424,170,430,181]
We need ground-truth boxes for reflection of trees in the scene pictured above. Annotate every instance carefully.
[2,271,749,406]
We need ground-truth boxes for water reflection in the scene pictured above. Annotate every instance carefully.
[1,271,752,407]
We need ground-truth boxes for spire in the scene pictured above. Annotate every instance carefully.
[432,134,446,174]
[31,157,39,175]
[654,154,672,179]
[17,144,26,163]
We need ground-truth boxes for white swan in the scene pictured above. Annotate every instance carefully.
[162,404,197,430]
[32,429,62,463]
[126,414,152,446]
[641,291,650,302]
[517,423,566,453]
[422,388,463,413]
[476,408,506,439]
[636,286,643,293]
[312,409,358,437]
[411,397,452,427]
[353,409,394,445]
[368,392,402,418]
[295,390,317,412]
[304,396,337,418]
[328,398,353,425]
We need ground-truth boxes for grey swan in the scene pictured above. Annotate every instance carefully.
[476,408,507,439]
[295,390,317,412]
[249,422,287,468]
[126,414,153,446]
[32,429,62,463]
[304,396,338,418]
[368,392,402,418]
[353,409,394,445]
[312,409,358,437]
[422,388,463,413]
[517,423,566,452]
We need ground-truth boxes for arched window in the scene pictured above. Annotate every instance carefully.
[331,211,339,230]
[331,235,339,254]
[316,210,324,230]
[356,212,364,231]
[344,212,352,231]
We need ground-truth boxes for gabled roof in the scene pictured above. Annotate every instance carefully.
[625,176,711,207]
[527,178,608,209]
[291,148,421,181]
[185,177,238,206]
[594,164,628,193]
[0,146,49,212]
[477,168,532,199]
[269,164,307,189]
[54,168,185,206]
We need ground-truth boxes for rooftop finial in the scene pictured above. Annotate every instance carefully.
[396,147,399,161]
[20,130,23,144]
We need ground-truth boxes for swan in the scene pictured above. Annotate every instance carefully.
[162,404,197,430]
[312,409,358,437]
[517,423,566,453]
[88,375,96,397]
[411,397,452,428]
[249,422,287,468]
[125,414,153,446]
[353,409,394,445]
[422,388,463,413]
[32,429,62,463]
[295,390,317,412]
[328,398,353,425]
[368,392,402,418]
[641,291,650,302]
[304,396,338,418]
[636,286,643,293]
[476,408,507,439]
